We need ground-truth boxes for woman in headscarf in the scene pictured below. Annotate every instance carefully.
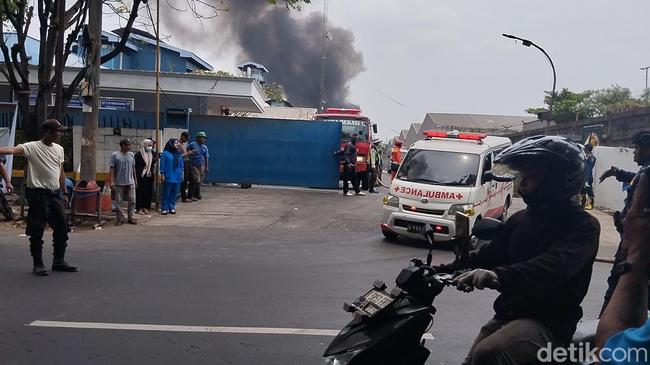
[160,138,184,215]
[135,138,156,215]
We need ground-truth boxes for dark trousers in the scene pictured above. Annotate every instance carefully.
[180,160,190,200]
[135,174,154,210]
[601,239,650,315]
[0,192,13,220]
[188,165,204,199]
[25,188,69,266]
[463,317,557,365]
[580,184,594,198]
[369,167,378,191]
[343,164,359,194]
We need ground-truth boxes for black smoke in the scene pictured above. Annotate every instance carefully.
[161,1,364,108]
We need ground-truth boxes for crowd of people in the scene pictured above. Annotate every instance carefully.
[108,131,210,221]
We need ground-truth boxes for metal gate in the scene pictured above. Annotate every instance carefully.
[190,116,342,189]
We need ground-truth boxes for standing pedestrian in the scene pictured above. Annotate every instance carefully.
[160,138,184,215]
[0,119,77,276]
[342,134,365,196]
[368,138,381,194]
[187,131,209,201]
[599,131,650,314]
[178,131,193,202]
[390,139,403,181]
[580,143,596,210]
[0,156,15,220]
[134,138,156,215]
[110,138,137,226]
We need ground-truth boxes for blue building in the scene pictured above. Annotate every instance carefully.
[237,62,268,85]
[0,34,41,65]
[72,28,213,72]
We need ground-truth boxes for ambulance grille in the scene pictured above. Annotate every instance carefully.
[402,205,446,216]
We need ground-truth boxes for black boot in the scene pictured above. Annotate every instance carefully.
[30,247,49,276]
[52,246,78,272]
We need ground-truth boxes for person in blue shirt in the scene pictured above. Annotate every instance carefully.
[599,132,650,314]
[580,143,597,210]
[596,172,650,365]
[160,138,184,215]
[186,131,209,201]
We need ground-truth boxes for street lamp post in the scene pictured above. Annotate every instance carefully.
[642,66,649,103]
[502,34,557,134]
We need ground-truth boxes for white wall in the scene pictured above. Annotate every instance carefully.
[592,146,639,211]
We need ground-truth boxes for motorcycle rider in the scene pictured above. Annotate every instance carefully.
[436,135,600,365]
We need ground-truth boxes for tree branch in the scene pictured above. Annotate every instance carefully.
[101,0,143,64]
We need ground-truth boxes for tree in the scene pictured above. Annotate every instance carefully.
[526,85,649,123]
[0,0,310,141]
[262,82,284,102]
[526,88,595,123]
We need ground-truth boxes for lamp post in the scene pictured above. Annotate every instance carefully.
[502,34,557,134]
[642,66,649,103]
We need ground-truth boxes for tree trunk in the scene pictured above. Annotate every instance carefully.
[80,0,101,182]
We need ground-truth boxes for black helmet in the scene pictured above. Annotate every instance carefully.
[632,131,650,147]
[496,135,586,200]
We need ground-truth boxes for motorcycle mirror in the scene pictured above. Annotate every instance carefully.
[424,227,434,266]
[491,173,516,182]
[472,218,505,240]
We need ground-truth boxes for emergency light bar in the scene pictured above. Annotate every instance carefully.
[325,108,362,115]
[423,130,487,142]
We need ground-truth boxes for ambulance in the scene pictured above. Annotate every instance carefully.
[380,130,514,242]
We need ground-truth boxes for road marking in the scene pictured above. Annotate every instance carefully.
[28,320,435,340]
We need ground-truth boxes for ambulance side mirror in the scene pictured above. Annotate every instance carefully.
[482,171,494,184]
[373,124,378,134]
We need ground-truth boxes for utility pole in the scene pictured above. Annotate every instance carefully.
[642,66,649,103]
[54,0,65,121]
[80,0,101,182]
[318,0,328,111]
[154,0,161,208]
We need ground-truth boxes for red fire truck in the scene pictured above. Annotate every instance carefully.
[314,108,378,189]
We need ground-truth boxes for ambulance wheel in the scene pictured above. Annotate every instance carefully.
[382,230,398,240]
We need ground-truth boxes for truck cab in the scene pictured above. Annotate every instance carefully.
[380,130,513,242]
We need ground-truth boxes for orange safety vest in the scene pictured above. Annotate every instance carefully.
[391,146,401,163]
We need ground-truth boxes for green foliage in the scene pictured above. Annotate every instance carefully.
[262,82,284,102]
[527,85,650,123]
[267,0,311,10]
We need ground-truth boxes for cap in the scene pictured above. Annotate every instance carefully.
[196,131,207,138]
[119,138,133,145]
[41,119,68,133]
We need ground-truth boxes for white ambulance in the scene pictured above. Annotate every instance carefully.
[381,130,514,242]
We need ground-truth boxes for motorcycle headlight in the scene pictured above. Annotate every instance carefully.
[383,194,399,208]
[356,156,364,163]
[449,204,475,216]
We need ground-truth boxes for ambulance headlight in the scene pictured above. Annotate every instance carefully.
[449,204,475,216]
[383,194,400,208]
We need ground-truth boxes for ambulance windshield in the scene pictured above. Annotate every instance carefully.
[397,149,479,187]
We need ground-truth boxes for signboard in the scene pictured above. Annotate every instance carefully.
[67,96,134,111]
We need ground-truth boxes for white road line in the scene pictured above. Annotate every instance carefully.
[28,320,435,340]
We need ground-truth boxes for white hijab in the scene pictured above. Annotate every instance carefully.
[140,139,154,177]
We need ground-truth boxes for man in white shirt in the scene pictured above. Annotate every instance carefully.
[0,119,77,276]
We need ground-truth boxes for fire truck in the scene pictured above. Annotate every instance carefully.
[314,108,378,189]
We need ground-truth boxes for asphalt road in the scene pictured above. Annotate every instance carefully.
[0,184,614,365]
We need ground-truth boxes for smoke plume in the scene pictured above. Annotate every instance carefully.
[161,1,365,108]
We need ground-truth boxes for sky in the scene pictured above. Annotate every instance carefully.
[106,0,650,140]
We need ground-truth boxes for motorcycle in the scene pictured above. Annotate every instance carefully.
[323,213,500,365]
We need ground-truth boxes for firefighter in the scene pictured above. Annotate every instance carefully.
[390,139,403,181]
